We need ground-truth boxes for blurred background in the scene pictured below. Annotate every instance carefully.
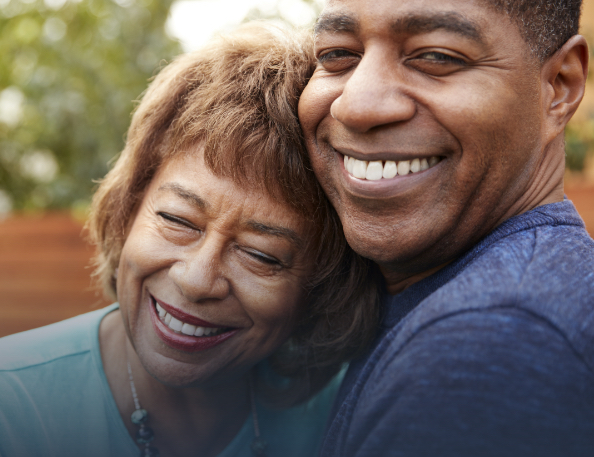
[0,0,592,337]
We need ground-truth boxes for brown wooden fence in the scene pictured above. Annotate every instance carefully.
[0,213,109,337]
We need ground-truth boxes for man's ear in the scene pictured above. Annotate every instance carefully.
[541,35,589,140]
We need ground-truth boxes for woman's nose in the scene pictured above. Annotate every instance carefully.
[331,51,416,133]
[168,235,230,302]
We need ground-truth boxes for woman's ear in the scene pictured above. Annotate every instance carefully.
[541,35,589,139]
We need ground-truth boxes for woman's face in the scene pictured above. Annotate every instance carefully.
[117,147,315,388]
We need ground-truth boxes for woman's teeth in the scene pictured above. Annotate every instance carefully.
[156,302,224,337]
[344,155,441,180]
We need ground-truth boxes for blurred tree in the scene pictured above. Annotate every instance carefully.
[0,0,181,211]
[566,121,594,172]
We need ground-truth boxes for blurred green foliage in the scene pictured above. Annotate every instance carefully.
[566,121,594,172]
[0,0,181,211]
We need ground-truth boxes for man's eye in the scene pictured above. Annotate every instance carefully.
[317,49,360,72]
[318,49,357,63]
[417,51,466,65]
[407,51,468,76]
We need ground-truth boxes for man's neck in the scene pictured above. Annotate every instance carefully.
[381,262,451,295]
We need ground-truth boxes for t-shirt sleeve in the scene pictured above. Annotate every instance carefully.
[345,307,594,457]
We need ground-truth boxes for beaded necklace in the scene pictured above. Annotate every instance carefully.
[127,362,267,457]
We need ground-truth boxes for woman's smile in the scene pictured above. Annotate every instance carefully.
[149,294,240,352]
[153,295,232,337]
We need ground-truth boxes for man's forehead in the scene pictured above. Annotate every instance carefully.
[315,0,500,43]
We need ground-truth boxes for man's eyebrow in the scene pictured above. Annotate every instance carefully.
[157,183,208,210]
[393,12,484,43]
[245,221,304,249]
[314,12,359,36]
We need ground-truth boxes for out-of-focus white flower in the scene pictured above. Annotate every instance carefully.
[43,17,67,41]
[19,150,59,183]
[0,189,13,219]
[0,86,25,128]
[43,0,68,10]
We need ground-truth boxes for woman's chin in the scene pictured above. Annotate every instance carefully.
[132,343,247,390]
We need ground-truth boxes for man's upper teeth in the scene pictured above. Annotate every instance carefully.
[156,302,222,337]
[344,155,440,180]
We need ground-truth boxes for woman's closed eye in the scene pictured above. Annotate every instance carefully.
[244,249,283,267]
[158,212,200,232]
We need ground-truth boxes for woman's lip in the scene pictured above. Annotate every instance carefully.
[152,296,223,328]
[149,298,239,352]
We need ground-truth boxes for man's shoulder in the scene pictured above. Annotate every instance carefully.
[465,200,594,292]
[419,200,592,304]
[396,215,594,362]
[447,216,593,308]
[0,304,117,372]
[450,215,593,333]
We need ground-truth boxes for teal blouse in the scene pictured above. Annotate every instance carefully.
[0,304,342,457]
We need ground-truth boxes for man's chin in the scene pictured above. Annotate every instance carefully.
[342,221,451,271]
[343,229,411,265]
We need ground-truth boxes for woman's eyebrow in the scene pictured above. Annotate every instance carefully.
[157,183,208,210]
[245,221,304,249]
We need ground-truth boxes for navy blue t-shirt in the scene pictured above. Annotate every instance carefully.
[321,200,594,457]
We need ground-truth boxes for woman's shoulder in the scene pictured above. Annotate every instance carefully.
[0,304,136,457]
[0,304,117,371]
[217,368,346,457]
[256,367,346,457]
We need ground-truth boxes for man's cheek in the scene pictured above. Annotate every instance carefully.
[298,78,336,137]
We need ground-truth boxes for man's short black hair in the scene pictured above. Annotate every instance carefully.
[489,0,582,61]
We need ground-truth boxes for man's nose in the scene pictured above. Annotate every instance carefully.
[331,51,416,133]
[168,235,230,303]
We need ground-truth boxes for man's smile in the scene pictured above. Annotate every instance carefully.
[324,142,449,200]
[342,152,442,180]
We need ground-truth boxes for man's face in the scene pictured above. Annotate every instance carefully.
[299,0,545,278]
